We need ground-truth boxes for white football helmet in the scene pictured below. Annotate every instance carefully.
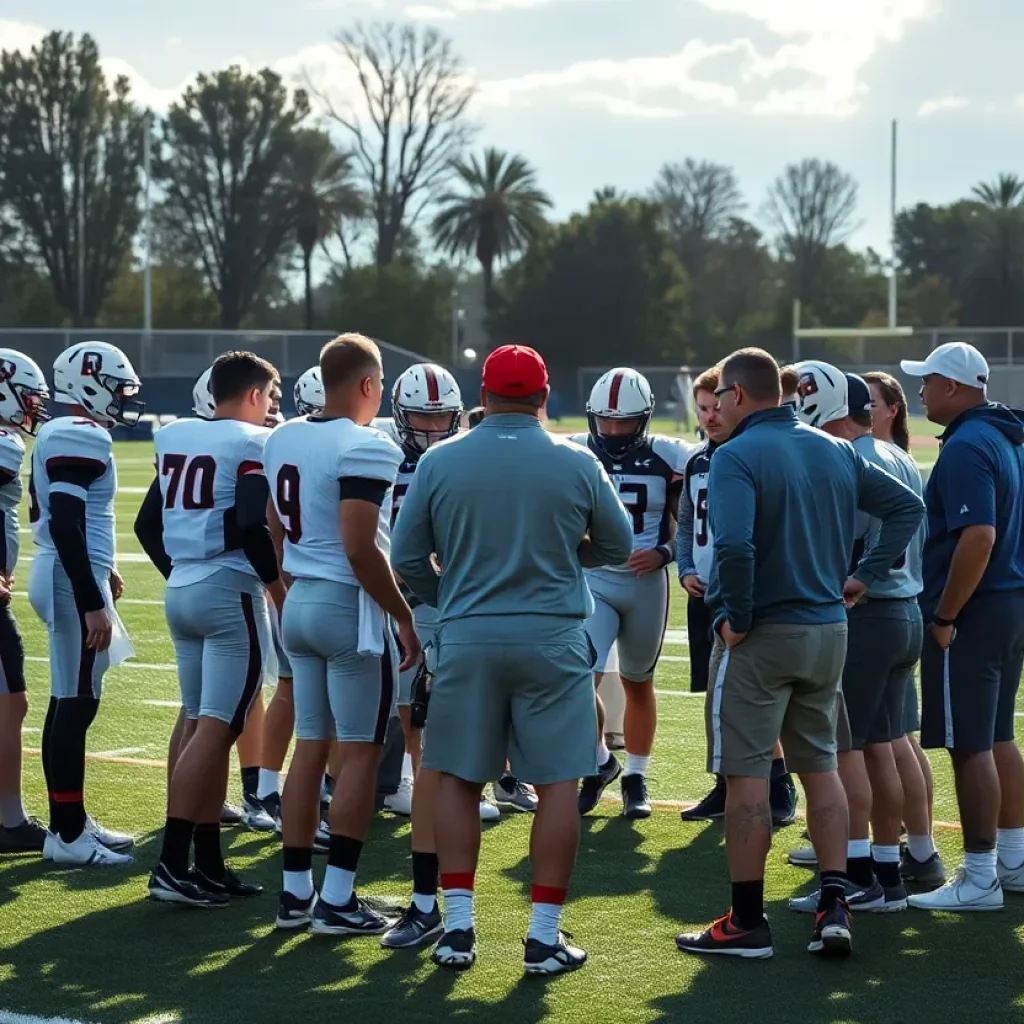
[53,341,143,427]
[587,367,654,458]
[392,363,462,454]
[294,366,324,417]
[193,367,215,420]
[794,360,847,428]
[0,348,50,435]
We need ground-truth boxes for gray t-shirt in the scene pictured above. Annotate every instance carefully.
[852,434,924,600]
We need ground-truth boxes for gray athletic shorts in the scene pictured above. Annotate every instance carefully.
[902,677,921,734]
[283,578,397,744]
[584,567,669,681]
[269,601,292,681]
[165,568,272,730]
[0,602,25,696]
[422,615,598,785]
[28,554,112,700]
[843,599,923,747]
[397,603,440,708]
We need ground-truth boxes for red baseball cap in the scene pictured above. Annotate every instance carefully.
[482,344,548,399]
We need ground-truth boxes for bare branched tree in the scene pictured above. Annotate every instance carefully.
[763,157,860,303]
[307,22,476,267]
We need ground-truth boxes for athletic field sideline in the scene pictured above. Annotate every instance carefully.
[2,439,1019,1024]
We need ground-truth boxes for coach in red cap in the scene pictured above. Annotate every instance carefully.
[391,343,634,975]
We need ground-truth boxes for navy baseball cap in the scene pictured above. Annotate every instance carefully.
[845,373,872,418]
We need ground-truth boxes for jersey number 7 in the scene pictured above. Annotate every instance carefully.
[275,465,302,543]
[162,454,216,510]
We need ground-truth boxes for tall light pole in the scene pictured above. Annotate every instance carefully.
[450,286,459,368]
[888,118,898,328]
[143,111,153,337]
[77,142,85,327]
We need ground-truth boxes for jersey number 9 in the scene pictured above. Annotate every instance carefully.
[162,454,216,510]
[695,487,709,547]
[276,465,302,543]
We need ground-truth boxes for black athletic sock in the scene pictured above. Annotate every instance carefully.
[193,822,226,880]
[41,697,57,796]
[160,817,195,877]
[283,845,314,874]
[412,850,439,901]
[846,856,875,888]
[730,879,765,930]
[46,696,99,842]
[770,757,791,784]
[241,766,259,801]
[327,833,363,872]
[873,857,902,888]
[817,871,847,912]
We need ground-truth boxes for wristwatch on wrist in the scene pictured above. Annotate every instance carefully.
[932,614,956,627]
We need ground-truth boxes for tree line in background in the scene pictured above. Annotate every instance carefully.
[0,27,1021,376]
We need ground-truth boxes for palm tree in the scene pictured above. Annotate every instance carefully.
[432,148,552,308]
[282,130,363,329]
[971,173,1024,209]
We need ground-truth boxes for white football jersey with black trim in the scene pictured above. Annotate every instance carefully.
[154,417,271,588]
[686,444,715,585]
[264,416,403,586]
[0,428,25,575]
[30,417,116,572]
[372,417,424,528]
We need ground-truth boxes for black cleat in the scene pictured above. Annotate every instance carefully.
[899,847,947,887]
[0,816,46,853]
[676,912,773,959]
[381,903,444,949]
[220,802,243,827]
[276,890,318,929]
[680,777,726,821]
[193,866,263,899]
[808,898,852,957]
[523,932,588,975]
[621,773,652,820]
[578,755,622,815]
[310,894,391,936]
[431,927,477,970]
[770,775,799,828]
[148,862,229,908]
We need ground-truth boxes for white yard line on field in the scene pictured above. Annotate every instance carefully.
[0,1011,179,1024]
[13,592,162,605]
[18,553,152,565]
[25,656,177,673]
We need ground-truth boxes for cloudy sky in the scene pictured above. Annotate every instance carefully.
[0,0,1017,255]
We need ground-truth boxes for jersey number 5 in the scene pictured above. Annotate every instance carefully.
[162,454,216,510]
[618,482,648,535]
[276,465,302,543]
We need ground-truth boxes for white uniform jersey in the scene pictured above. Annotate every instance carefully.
[0,428,25,575]
[264,416,403,586]
[685,443,715,585]
[570,433,693,572]
[154,417,271,588]
[371,417,423,527]
[31,417,116,572]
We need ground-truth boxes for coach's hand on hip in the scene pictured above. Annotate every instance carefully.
[719,621,746,648]
[842,577,867,609]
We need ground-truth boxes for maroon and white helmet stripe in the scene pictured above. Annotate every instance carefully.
[423,365,440,403]
[607,372,624,411]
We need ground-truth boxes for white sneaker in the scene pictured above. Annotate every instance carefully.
[85,815,135,852]
[787,845,818,868]
[907,865,1003,911]
[997,856,1024,892]
[384,777,414,817]
[479,800,500,822]
[44,829,133,866]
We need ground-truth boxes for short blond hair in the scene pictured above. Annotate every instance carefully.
[320,333,381,390]
[693,366,720,399]
[778,364,800,400]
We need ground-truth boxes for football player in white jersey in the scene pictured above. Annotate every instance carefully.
[264,334,418,935]
[138,351,284,907]
[571,368,693,820]
[0,351,51,854]
[28,340,143,867]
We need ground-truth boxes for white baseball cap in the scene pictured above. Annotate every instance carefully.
[900,342,989,389]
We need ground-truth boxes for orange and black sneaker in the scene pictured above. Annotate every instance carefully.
[675,911,773,959]
[807,897,852,957]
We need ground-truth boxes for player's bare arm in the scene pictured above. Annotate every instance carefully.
[930,524,996,647]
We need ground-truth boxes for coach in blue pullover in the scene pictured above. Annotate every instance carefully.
[676,347,924,963]
[898,342,1024,913]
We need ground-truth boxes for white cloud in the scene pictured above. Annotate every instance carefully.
[917,95,968,117]
[0,18,47,55]
[165,36,183,51]
[403,4,458,19]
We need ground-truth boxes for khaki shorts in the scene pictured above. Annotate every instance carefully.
[422,618,599,786]
[706,621,848,778]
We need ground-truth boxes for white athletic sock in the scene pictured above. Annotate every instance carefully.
[412,891,436,914]
[321,865,357,908]
[0,794,27,829]
[401,752,415,782]
[257,769,281,800]
[997,828,1024,869]
[872,844,901,863]
[907,834,937,862]
[596,740,611,765]
[283,869,314,901]
[442,873,475,932]
[964,849,998,886]
[847,838,872,860]
[625,753,650,778]
[527,887,566,946]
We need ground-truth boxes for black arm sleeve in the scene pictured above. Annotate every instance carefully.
[49,492,105,612]
[235,473,280,586]
[0,468,16,487]
[134,477,172,580]
[338,476,391,507]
